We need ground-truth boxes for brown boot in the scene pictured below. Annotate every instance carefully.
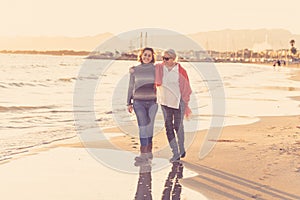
[135,145,149,163]
[147,143,153,160]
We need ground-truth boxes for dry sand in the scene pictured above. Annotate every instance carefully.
[182,115,300,200]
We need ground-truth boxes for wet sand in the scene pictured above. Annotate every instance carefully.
[0,136,207,200]
[0,117,299,199]
[0,66,299,199]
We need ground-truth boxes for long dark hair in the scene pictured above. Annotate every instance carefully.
[138,47,156,63]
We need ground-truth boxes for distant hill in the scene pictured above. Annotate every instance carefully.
[0,29,299,52]
[188,29,300,51]
[0,33,113,51]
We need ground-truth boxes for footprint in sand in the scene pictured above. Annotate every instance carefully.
[129,137,139,149]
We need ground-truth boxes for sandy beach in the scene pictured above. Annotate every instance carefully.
[0,63,300,200]
[1,116,299,200]
[183,115,300,199]
[108,115,300,199]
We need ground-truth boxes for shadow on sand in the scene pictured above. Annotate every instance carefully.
[182,162,300,200]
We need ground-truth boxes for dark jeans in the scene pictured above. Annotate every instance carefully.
[161,101,185,157]
[133,100,158,146]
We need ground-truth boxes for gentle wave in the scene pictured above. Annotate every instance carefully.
[30,64,47,68]
[1,125,38,129]
[1,82,49,88]
[1,79,77,88]
[58,77,77,82]
[0,135,77,162]
[0,105,56,112]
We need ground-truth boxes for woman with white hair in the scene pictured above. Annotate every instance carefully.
[155,49,192,162]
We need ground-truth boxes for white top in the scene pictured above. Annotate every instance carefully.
[157,64,181,109]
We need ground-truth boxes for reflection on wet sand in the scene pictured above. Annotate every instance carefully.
[134,162,184,200]
[162,162,184,200]
[134,164,152,200]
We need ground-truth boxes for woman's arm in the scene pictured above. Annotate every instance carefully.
[126,67,135,111]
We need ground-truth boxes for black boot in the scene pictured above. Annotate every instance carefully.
[169,139,180,162]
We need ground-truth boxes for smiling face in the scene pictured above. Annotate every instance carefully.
[141,50,153,64]
[162,52,175,67]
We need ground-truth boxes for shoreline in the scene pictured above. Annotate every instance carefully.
[1,61,300,199]
[1,115,299,199]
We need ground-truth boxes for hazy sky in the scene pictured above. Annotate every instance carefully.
[1,0,300,36]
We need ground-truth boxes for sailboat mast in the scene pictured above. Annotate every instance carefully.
[144,32,148,47]
[140,32,143,49]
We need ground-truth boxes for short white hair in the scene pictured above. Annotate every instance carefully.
[163,49,177,59]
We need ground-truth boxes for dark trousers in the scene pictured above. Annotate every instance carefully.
[161,100,185,158]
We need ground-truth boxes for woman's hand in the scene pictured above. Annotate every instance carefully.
[184,105,192,120]
[127,105,133,113]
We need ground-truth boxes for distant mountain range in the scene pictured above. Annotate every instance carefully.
[188,29,300,51]
[0,29,299,52]
[0,33,113,51]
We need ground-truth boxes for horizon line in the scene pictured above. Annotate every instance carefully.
[0,28,299,38]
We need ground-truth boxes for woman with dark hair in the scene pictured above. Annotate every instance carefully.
[127,47,157,165]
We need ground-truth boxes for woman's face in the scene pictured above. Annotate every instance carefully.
[141,50,153,64]
[163,53,175,67]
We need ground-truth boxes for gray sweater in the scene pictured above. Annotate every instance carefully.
[127,63,156,105]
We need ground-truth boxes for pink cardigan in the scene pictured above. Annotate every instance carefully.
[155,63,192,116]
